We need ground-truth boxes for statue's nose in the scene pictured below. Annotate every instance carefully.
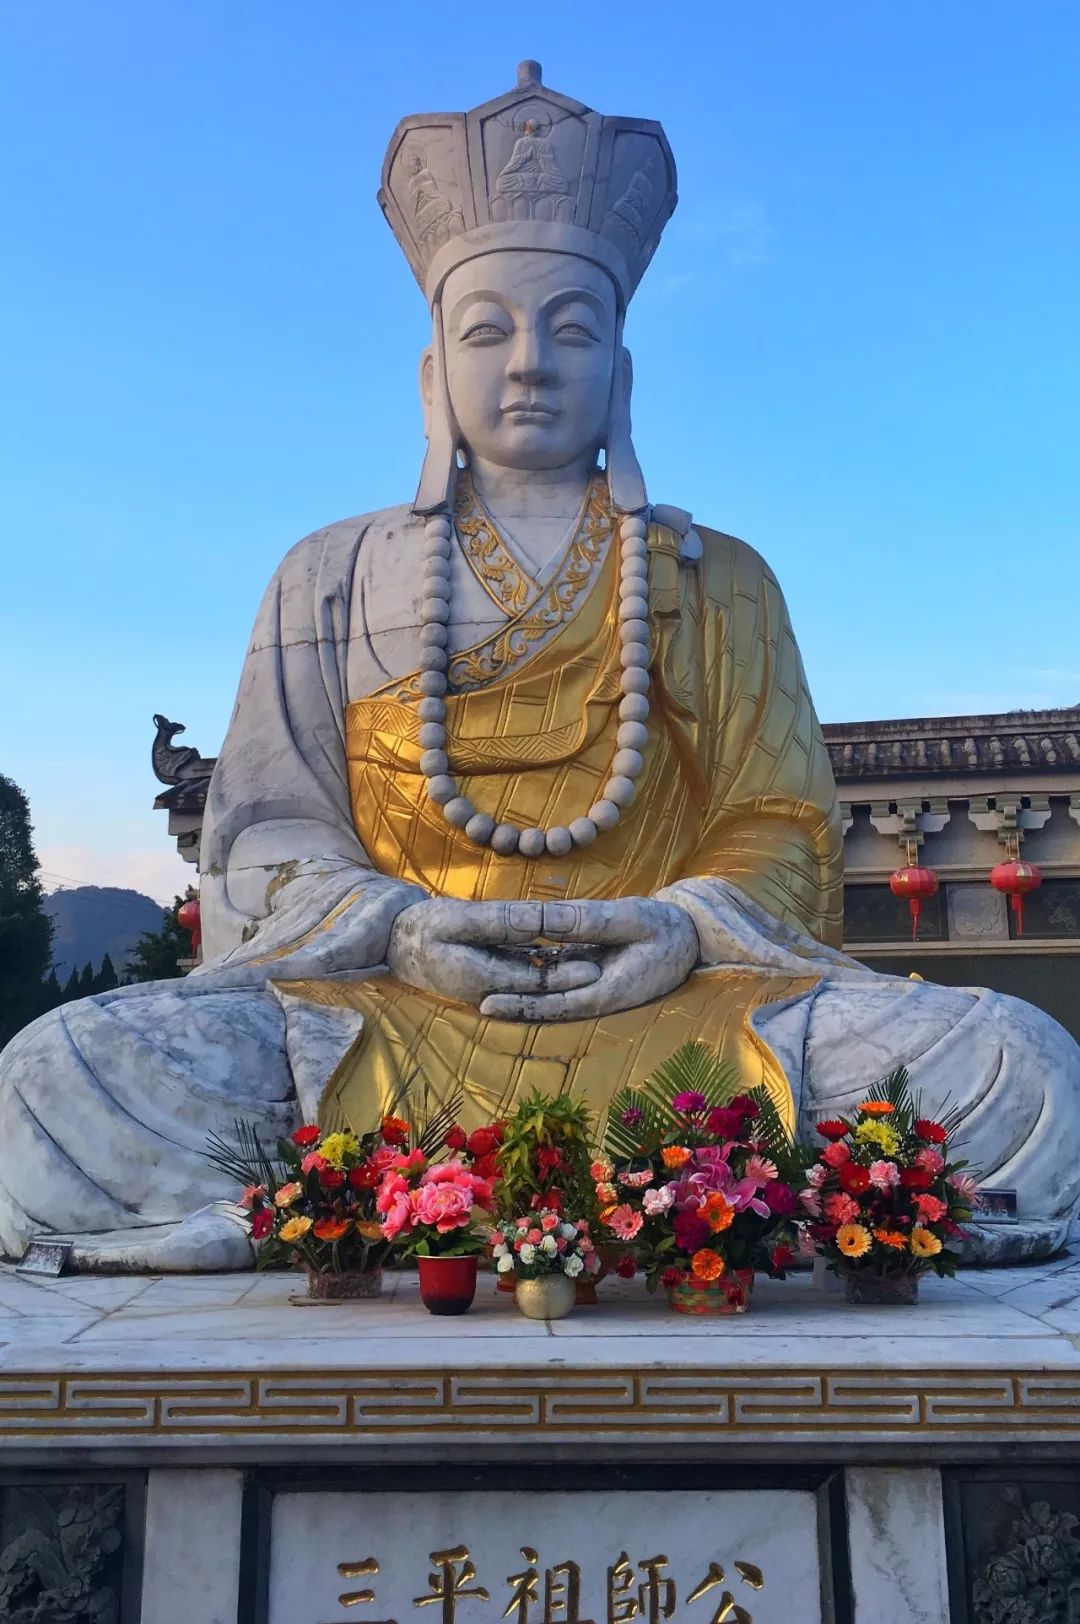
[507,330,554,386]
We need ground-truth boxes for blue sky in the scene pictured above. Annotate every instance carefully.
[2,1,1078,901]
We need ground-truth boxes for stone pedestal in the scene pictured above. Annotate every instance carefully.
[6,1254,1080,1620]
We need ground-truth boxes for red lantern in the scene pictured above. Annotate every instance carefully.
[177,897,202,958]
[889,865,939,941]
[991,859,1042,937]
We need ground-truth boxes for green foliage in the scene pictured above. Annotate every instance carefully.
[602,1041,739,1160]
[126,890,194,982]
[0,773,54,1049]
[497,1089,595,1220]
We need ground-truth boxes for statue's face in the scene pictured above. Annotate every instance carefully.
[438,251,618,471]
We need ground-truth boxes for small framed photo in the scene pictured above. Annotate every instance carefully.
[977,1189,1018,1223]
[16,1239,73,1276]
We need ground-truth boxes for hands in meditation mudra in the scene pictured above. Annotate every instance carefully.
[2,63,1078,1270]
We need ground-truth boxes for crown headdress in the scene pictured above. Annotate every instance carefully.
[379,61,677,308]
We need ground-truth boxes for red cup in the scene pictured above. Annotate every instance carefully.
[417,1254,479,1315]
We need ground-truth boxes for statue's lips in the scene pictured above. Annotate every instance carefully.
[502,402,559,423]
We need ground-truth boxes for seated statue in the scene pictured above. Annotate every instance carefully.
[2,63,1077,1270]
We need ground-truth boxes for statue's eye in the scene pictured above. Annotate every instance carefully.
[462,321,507,342]
[553,320,596,342]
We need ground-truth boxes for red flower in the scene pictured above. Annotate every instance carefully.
[348,1163,381,1189]
[292,1125,321,1147]
[659,1266,683,1288]
[490,1120,507,1146]
[615,1254,636,1280]
[535,1145,564,1173]
[764,1181,797,1215]
[443,1125,468,1152]
[531,1187,564,1213]
[250,1207,274,1240]
[727,1094,761,1119]
[319,1167,346,1189]
[673,1212,710,1253]
[301,1151,327,1175]
[914,1119,947,1144]
[838,1163,871,1195]
[467,1127,499,1159]
[470,1153,500,1183]
[380,1115,409,1147]
[707,1107,743,1140]
[815,1119,850,1141]
[770,1244,795,1271]
[901,1167,933,1190]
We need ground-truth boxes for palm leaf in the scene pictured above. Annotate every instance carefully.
[602,1041,740,1159]
[205,1117,281,1193]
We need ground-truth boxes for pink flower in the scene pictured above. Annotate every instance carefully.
[744,1154,778,1183]
[642,1185,676,1217]
[540,1213,559,1232]
[413,1181,473,1233]
[527,1227,543,1244]
[824,1192,860,1224]
[378,1191,414,1240]
[798,1189,822,1217]
[949,1172,979,1202]
[821,1142,851,1168]
[914,1194,948,1223]
[805,1163,829,1189]
[869,1159,900,1190]
[618,1168,655,1188]
[392,1149,427,1173]
[301,1151,328,1175]
[672,1089,708,1116]
[916,1148,946,1175]
[607,1204,644,1241]
[491,1231,505,1248]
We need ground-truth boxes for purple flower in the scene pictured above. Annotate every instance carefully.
[620,1106,645,1129]
[672,1090,709,1117]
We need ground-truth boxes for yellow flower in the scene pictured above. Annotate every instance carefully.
[858,1101,896,1117]
[273,1181,303,1208]
[910,1227,943,1257]
[835,1223,872,1258]
[854,1119,900,1155]
[279,1216,314,1243]
[662,1146,691,1169]
[318,1132,360,1170]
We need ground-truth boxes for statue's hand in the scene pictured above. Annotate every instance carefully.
[479,898,699,1023]
[387,899,601,1006]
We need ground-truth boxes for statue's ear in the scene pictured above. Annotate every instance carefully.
[606,341,647,514]
[419,346,436,440]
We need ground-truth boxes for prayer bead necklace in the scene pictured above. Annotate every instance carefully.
[418,505,651,858]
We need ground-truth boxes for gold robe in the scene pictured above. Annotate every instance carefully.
[289,481,842,1134]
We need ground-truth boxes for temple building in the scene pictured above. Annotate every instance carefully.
[154,705,1080,1040]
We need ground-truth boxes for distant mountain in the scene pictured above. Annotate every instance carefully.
[45,886,167,980]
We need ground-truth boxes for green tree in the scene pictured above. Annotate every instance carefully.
[126,892,194,982]
[0,774,54,1049]
[93,952,119,993]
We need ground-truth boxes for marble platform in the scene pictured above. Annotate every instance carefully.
[7,1254,1080,1621]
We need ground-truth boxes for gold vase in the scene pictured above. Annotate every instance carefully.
[515,1273,576,1321]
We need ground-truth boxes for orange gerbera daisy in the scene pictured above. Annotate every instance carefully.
[690,1249,724,1281]
[835,1222,872,1258]
[701,1192,735,1233]
[873,1228,908,1250]
[313,1217,351,1242]
[910,1227,943,1257]
[661,1146,692,1168]
[857,1101,896,1117]
[278,1216,313,1243]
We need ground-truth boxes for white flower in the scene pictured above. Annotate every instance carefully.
[518,1243,536,1264]
[492,1242,508,1258]
[559,1223,577,1240]
[496,1254,514,1273]
[806,1163,828,1189]
[564,1254,584,1277]
[540,1235,557,1255]
[642,1184,675,1216]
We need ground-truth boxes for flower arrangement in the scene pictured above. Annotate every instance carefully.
[798,1067,977,1303]
[495,1091,596,1221]
[440,1119,506,1193]
[491,1212,600,1282]
[376,1155,496,1257]
[597,1043,802,1312]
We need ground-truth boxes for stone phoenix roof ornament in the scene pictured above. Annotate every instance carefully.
[380,62,678,516]
[378,60,678,310]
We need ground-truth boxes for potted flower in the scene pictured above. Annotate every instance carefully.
[492,1211,600,1320]
[797,1067,978,1304]
[598,1043,802,1315]
[208,1116,416,1298]
[376,1154,497,1314]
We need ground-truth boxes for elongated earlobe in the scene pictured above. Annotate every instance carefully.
[605,336,648,514]
[414,306,459,515]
